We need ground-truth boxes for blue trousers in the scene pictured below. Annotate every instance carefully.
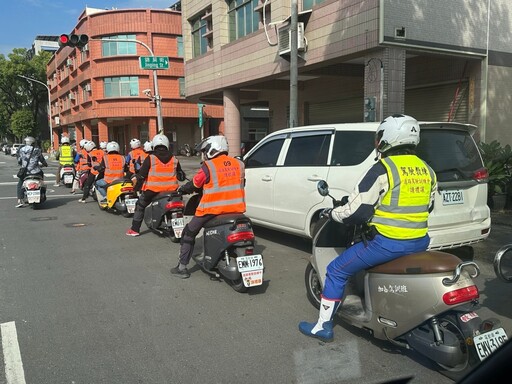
[95,179,108,198]
[322,234,430,300]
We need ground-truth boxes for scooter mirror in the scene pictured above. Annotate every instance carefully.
[494,244,512,283]
[317,180,329,196]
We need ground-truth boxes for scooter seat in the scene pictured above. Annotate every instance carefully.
[368,251,462,274]
[205,213,250,228]
[154,191,179,200]
[107,179,131,187]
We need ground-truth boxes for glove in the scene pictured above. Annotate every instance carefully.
[334,196,349,207]
[93,165,100,171]
[320,208,332,219]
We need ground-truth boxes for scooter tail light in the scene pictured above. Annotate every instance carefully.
[27,183,40,190]
[227,231,255,243]
[244,248,254,255]
[165,201,185,210]
[120,187,133,193]
[442,285,479,305]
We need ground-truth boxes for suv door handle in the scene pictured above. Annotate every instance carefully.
[261,175,272,182]
[307,175,322,181]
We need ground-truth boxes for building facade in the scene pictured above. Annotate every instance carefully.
[47,7,223,154]
[180,0,512,149]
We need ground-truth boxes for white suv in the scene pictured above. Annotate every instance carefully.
[243,122,490,250]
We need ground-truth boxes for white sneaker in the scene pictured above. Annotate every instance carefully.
[78,199,86,203]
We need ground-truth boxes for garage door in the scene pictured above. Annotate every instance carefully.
[405,82,469,122]
[306,97,363,125]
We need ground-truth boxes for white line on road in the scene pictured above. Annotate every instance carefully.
[11,174,56,179]
[1,321,27,384]
[0,193,80,200]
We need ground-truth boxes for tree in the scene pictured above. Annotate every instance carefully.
[10,109,35,141]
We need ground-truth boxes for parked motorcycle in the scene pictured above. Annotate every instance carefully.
[60,164,75,188]
[179,143,192,157]
[94,178,138,217]
[143,191,185,243]
[304,180,508,380]
[494,244,512,282]
[184,194,264,292]
[21,175,47,209]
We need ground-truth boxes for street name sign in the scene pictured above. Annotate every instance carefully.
[139,56,169,70]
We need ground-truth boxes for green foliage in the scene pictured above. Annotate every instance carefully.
[479,140,512,194]
[10,109,35,140]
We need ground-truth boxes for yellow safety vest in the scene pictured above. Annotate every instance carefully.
[370,155,436,239]
[59,145,73,165]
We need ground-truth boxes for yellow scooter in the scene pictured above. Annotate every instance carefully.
[94,178,138,217]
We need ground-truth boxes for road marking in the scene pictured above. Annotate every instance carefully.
[1,321,27,384]
[0,193,80,200]
[11,174,56,179]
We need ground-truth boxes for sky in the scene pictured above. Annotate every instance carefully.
[0,0,177,57]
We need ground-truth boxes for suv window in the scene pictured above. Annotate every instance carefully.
[331,131,375,166]
[416,129,483,182]
[246,138,285,168]
[284,132,331,166]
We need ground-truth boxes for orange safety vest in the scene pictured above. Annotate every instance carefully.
[128,148,146,174]
[89,149,104,176]
[195,155,246,217]
[77,148,91,172]
[103,153,125,183]
[142,155,179,192]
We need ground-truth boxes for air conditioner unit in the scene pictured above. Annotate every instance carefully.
[84,84,91,92]
[278,22,305,56]
[82,44,89,52]
[66,58,73,67]
[54,116,60,125]
[69,93,75,100]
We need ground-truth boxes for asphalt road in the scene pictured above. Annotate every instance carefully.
[0,152,510,384]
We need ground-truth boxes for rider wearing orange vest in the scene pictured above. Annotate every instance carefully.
[78,141,104,203]
[95,141,126,201]
[126,138,146,176]
[170,135,245,279]
[126,134,185,236]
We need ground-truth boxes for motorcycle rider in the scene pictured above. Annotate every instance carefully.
[170,135,246,279]
[99,141,108,154]
[143,141,153,155]
[54,135,75,187]
[126,138,145,177]
[298,114,438,342]
[95,141,126,202]
[16,136,48,208]
[78,141,104,203]
[72,139,91,194]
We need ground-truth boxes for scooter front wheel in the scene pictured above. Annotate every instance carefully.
[305,263,322,309]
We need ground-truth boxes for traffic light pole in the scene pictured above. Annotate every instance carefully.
[17,74,53,150]
[90,37,164,133]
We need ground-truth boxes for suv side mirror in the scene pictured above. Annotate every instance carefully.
[317,180,329,196]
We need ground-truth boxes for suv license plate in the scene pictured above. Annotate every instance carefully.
[473,327,508,361]
[442,190,464,205]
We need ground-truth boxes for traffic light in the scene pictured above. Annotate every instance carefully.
[58,34,89,48]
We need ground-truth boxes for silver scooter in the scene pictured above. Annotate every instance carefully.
[304,180,508,381]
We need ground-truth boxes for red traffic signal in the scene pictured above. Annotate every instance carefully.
[58,34,89,48]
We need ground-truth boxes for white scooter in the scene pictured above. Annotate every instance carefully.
[59,164,75,188]
[21,174,47,209]
[304,180,508,380]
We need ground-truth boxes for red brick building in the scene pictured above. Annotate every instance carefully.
[47,7,223,154]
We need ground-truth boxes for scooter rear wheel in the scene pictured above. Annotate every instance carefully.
[305,263,322,309]
[228,278,248,293]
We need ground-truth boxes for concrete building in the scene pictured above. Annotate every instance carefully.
[180,0,512,150]
[47,6,223,154]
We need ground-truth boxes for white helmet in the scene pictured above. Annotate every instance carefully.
[99,141,108,150]
[84,141,96,152]
[196,135,229,159]
[24,136,35,145]
[151,134,169,150]
[130,138,141,149]
[106,141,120,153]
[375,114,420,154]
[143,141,153,152]
[79,139,88,148]
[61,136,70,144]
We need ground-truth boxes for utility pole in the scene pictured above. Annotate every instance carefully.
[289,0,299,128]
[18,74,53,150]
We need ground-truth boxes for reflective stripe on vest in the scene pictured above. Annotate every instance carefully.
[90,149,104,176]
[142,155,179,192]
[371,155,435,239]
[59,145,73,165]
[103,154,125,183]
[196,155,246,216]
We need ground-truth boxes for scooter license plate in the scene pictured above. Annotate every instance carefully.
[171,218,185,238]
[125,198,138,213]
[26,190,41,203]
[64,174,74,184]
[473,327,508,361]
[238,255,264,287]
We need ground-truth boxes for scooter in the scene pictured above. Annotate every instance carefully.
[60,164,75,187]
[304,180,508,381]
[179,144,192,157]
[143,190,185,243]
[184,193,264,293]
[21,174,47,209]
[94,178,138,217]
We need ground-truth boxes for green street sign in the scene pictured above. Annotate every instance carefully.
[198,103,204,127]
[139,56,169,70]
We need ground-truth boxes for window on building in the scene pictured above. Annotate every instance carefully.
[228,0,259,41]
[302,0,325,11]
[104,77,139,97]
[102,35,137,57]
[179,78,186,97]
[177,36,184,57]
[191,16,209,57]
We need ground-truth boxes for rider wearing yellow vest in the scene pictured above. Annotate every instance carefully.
[299,114,437,342]
[94,141,126,200]
[126,134,185,236]
[54,136,75,186]
[170,135,246,279]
